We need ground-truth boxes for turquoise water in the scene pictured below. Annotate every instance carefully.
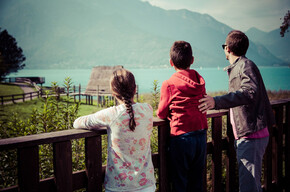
[7,67,290,93]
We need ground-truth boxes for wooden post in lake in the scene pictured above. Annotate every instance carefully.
[136,85,139,102]
[73,85,76,103]
[97,85,99,107]
[79,84,81,103]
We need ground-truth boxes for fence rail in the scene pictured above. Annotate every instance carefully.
[0,99,289,192]
[0,84,114,106]
[0,91,41,105]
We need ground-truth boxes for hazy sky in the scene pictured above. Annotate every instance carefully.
[143,0,290,32]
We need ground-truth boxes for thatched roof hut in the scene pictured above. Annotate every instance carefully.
[84,65,123,95]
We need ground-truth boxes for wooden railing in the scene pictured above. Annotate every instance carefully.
[0,99,289,192]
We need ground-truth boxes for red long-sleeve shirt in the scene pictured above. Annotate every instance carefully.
[157,69,208,136]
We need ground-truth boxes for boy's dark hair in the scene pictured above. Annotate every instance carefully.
[226,30,249,56]
[170,41,192,69]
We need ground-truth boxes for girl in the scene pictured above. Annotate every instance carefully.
[74,69,156,192]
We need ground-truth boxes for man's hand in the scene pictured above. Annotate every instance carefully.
[198,95,215,113]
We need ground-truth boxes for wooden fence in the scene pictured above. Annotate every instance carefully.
[0,99,289,192]
[0,91,41,105]
[0,85,114,106]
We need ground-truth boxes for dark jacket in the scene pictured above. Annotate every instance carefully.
[157,69,208,136]
[214,56,275,138]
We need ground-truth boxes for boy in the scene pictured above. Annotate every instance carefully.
[199,30,275,192]
[157,41,208,192]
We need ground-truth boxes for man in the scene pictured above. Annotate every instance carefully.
[198,30,275,192]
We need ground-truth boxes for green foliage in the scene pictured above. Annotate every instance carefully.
[0,83,24,96]
[136,94,145,103]
[280,10,290,37]
[151,80,160,112]
[0,77,81,187]
[104,96,115,107]
[0,28,26,80]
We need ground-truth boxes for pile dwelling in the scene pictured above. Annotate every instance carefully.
[84,65,124,105]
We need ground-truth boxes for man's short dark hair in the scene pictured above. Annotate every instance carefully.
[170,41,192,69]
[226,30,249,56]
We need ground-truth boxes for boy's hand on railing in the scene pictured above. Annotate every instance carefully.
[198,95,215,113]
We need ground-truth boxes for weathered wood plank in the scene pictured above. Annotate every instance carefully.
[158,121,170,192]
[85,136,103,192]
[274,105,284,191]
[206,109,228,118]
[53,141,73,192]
[225,113,238,192]
[17,146,39,192]
[0,129,106,151]
[264,123,274,191]
[285,101,290,192]
[211,116,223,192]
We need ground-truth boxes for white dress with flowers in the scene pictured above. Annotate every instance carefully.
[73,103,156,191]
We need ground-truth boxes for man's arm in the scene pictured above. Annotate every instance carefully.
[199,60,259,113]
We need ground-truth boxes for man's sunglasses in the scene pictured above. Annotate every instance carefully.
[222,44,227,49]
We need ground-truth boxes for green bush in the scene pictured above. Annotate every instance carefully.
[0,77,81,187]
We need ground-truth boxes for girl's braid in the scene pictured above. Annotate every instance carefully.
[123,96,136,131]
[111,69,136,131]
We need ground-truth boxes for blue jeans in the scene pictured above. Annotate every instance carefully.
[169,130,207,192]
[235,137,269,192]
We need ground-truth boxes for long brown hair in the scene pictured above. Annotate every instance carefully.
[110,69,136,131]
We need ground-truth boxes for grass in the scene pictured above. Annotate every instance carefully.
[0,83,24,96]
[0,99,44,122]
[0,97,104,122]
[0,83,103,120]
[77,103,103,116]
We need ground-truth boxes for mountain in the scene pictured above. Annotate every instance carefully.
[0,0,288,69]
[246,27,290,64]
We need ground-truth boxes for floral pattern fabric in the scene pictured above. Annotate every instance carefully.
[74,103,156,191]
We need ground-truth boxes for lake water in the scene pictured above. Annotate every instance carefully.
[7,67,290,93]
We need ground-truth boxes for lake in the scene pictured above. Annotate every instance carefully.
[7,67,290,93]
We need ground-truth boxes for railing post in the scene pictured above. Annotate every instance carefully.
[17,146,40,192]
[53,141,73,192]
[264,116,273,191]
[85,136,103,192]
[158,121,170,192]
[226,112,238,192]
[97,85,100,106]
[73,85,76,103]
[22,93,25,102]
[211,116,223,192]
[285,101,290,192]
[271,105,284,191]
[79,84,81,103]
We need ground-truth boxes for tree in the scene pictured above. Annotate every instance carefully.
[280,10,290,37]
[0,28,26,80]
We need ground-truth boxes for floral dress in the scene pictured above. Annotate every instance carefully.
[73,103,156,191]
